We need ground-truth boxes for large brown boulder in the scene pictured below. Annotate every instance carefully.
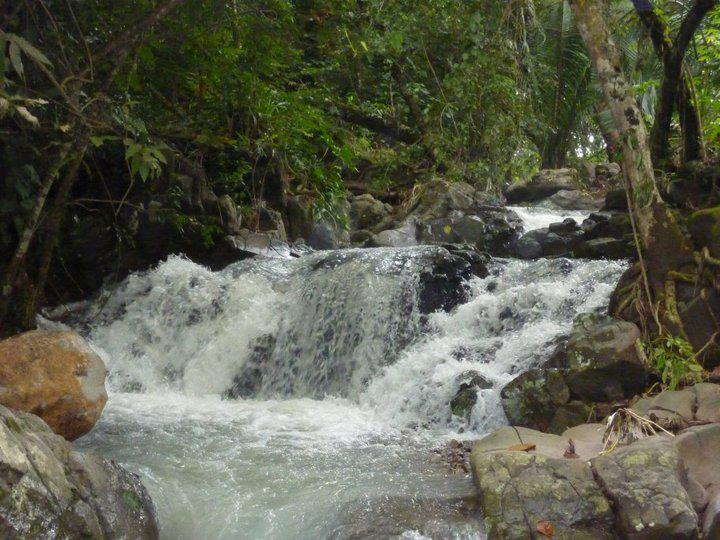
[0,330,107,440]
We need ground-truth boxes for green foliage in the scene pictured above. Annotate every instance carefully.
[644,335,704,391]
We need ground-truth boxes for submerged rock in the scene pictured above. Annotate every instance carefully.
[450,371,493,419]
[0,404,158,538]
[0,330,107,440]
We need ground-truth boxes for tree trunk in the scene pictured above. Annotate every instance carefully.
[25,142,89,327]
[568,0,693,296]
[632,0,715,164]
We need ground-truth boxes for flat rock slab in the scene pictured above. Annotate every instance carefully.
[633,383,720,426]
[472,424,605,461]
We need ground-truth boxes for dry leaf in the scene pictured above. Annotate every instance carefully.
[537,520,555,537]
[507,443,536,452]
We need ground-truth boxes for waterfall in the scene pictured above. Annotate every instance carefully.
[63,214,627,539]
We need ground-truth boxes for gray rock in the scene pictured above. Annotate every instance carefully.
[632,383,720,427]
[371,221,418,247]
[226,230,292,258]
[552,313,647,402]
[471,448,615,539]
[703,490,720,540]
[395,180,520,255]
[349,193,390,231]
[505,168,581,204]
[591,438,699,539]
[543,189,601,210]
[0,404,158,539]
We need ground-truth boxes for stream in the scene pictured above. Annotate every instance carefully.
[68,208,625,539]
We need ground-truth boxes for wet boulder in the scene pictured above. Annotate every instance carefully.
[396,179,521,256]
[514,226,583,259]
[603,189,629,211]
[286,195,350,249]
[505,168,581,204]
[0,404,158,538]
[442,244,490,278]
[501,314,648,433]
[549,313,648,402]
[500,368,591,434]
[542,189,601,210]
[417,250,473,314]
[0,330,107,440]
[369,221,418,248]
[450,371,492,419]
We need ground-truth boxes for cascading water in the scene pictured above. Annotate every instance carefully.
[60,210,626,539]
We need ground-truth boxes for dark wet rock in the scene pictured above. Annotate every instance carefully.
[286,195,350,250]
[450,372,492,419]
[550,313,647,402]
[225,334,277,399]
[549,218,581,234]
[0,404,158,539]
[501,314,647,433]
[582,212,632,240]
[573,237,634,259]
[505,168,581,204]
[500,368,577,434]
[417,251,472,314]
[442,244,490,278]
[514,227,582,259]
[688,206,720,258]
[603,188,629,211]
[592,438,699,539]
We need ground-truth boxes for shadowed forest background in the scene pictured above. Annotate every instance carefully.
[1,0,720,337]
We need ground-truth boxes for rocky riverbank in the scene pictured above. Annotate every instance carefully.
[0,330,159,538]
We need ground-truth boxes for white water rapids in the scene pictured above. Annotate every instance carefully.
[62,209,625,539]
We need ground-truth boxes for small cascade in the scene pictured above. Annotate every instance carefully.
[64,208,627,539]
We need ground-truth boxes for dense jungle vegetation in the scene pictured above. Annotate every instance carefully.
[1,0,719,334]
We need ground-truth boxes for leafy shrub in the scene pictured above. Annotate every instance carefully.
[643,335,704,391]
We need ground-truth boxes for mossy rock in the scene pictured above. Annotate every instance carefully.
[688,206,720,258]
